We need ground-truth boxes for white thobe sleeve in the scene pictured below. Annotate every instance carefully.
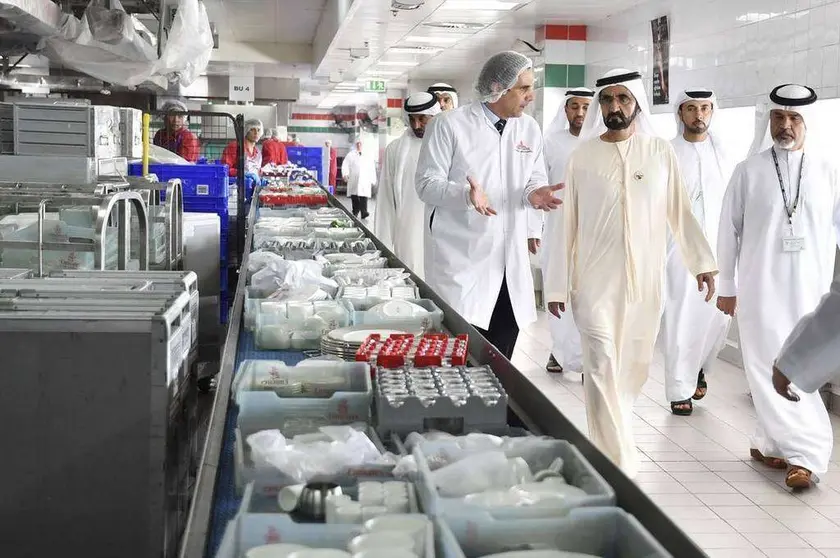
[543,156,576,305]
[374,146,396,249]
[414,118,472,209]
[775,275,840,393]
[716,162,746,297]
[341,155,350,181]
[522,133,549,208]
[665,144,718,277]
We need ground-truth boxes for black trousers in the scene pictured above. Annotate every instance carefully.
[474,277,519,360]
[350,195,369,218]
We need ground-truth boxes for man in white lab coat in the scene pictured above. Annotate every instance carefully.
[659,89,733,415]
[537,88,593,375]
[716,84,840,489]
[342,139,377,219]
[773,274,840,400]
[415,51,563,360]
[428,83,459,111]
[544,69,717,478]
[374,92,441,277]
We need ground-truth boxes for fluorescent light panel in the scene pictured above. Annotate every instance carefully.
[376,60,420,67]
[441,1,519,10]
[389,47,442,54]
[404,36,460,45]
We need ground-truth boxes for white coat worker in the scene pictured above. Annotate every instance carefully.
[543,69,717,478]
[427,83,459,111]
[415,51,564,360]
[772,274,840,400]
[658,89,734,416]
[716,84,840,489]
[374,92,441,277]
[341,138,377,220]
[537,88,594,375]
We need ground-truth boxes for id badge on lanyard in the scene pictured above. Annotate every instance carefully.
[771,148,805,252]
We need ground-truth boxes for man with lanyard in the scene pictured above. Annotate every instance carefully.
[717,84,840,489]
[659,89,733,415]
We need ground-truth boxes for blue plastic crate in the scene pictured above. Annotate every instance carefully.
[128,162,230,199]
[286,146,324,183]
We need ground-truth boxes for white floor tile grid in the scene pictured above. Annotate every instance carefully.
[514,312,840,558]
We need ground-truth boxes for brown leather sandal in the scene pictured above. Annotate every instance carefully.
[750,448,788,470]
[785,467,812,489]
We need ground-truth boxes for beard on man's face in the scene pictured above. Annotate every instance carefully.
[685,120,708,135]
[604,109,638,131]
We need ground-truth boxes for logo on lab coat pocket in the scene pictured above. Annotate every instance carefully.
[634,171,644,180]
[515,140,533,153]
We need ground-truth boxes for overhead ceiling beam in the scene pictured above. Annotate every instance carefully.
[211,41,312,65]
[312,0,362,76]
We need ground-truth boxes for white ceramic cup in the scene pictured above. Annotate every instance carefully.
[333,502,363,524]
[352,550,418,558]
[347,532,416,555]
[361,505,389,522]
[277,484,306,513]
[363,514,429,555]
[288,550,351,558]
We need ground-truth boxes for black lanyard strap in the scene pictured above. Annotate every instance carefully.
[770,147,804,223]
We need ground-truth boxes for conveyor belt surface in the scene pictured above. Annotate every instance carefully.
[207,330,308,557]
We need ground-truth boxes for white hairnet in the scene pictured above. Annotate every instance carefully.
[748,83,817,157]
[245,118,263,139]
[270,128,281,139]
[545,88,595,141]
[162,99,188,113]
[474,51,533,104]
[428,83,459,108]
[580,68,661,140]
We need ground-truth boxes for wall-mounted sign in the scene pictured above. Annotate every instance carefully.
[229,76,255,102]
[650,15,670,105]
[364,80,387,93]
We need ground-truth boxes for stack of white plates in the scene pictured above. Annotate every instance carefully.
[320,325,422,360]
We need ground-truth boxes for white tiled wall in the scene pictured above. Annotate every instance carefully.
[586,0,840,112]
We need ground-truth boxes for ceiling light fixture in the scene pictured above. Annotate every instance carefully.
[440,0,520,10]
[388,46,442,54]
[404,36,459,45]
[422,22,486,31]
[366,70,403,76]
[376,60,421,67]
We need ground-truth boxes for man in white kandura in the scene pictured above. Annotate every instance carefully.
[415,51,563,360]
[716,84,840,489]
[659,89,734,416]
[374,92,441,277]
[544,69,717,477]
[427,83,459,111]
[538,88,593,375]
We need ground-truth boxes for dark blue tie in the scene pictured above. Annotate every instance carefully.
[495,119,507,134]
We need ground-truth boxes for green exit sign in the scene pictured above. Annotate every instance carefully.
[365,80,387,92]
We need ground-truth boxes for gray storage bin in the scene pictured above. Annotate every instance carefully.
[413,438,615,519]
[353,299,445,331]
[233,423,397,496]
[375,367,508,438]
[440,507,672,558]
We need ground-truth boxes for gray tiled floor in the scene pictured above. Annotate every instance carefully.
[514,312,840,558]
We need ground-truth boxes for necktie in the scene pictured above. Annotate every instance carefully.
[495,119,507,135]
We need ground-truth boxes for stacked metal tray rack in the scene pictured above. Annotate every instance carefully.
[179,187,709,558]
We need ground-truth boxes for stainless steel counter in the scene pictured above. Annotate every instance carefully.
[178,193,708,558]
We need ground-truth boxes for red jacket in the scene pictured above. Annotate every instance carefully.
[153,127,201,162]
[220,141,261,177]
[328,146,337,187]
[262,138,289,166]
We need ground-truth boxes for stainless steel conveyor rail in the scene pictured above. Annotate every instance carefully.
[179,188,708,558]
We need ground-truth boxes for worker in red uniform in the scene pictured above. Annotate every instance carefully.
[153,100,201,162]
[326,139,337,189]
[220,118,263,177]
[262,128,289,166]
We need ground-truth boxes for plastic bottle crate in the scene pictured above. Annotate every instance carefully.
[128,162,229,199]
[286,146,324,183]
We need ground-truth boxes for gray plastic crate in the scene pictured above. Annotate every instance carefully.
[216,483,436,558]
[375,367,508,438]
[233,423,398,496]
[234,360,373,437]
[353,299,445,331]
[413,438,616,519]
[439,507,672,558]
